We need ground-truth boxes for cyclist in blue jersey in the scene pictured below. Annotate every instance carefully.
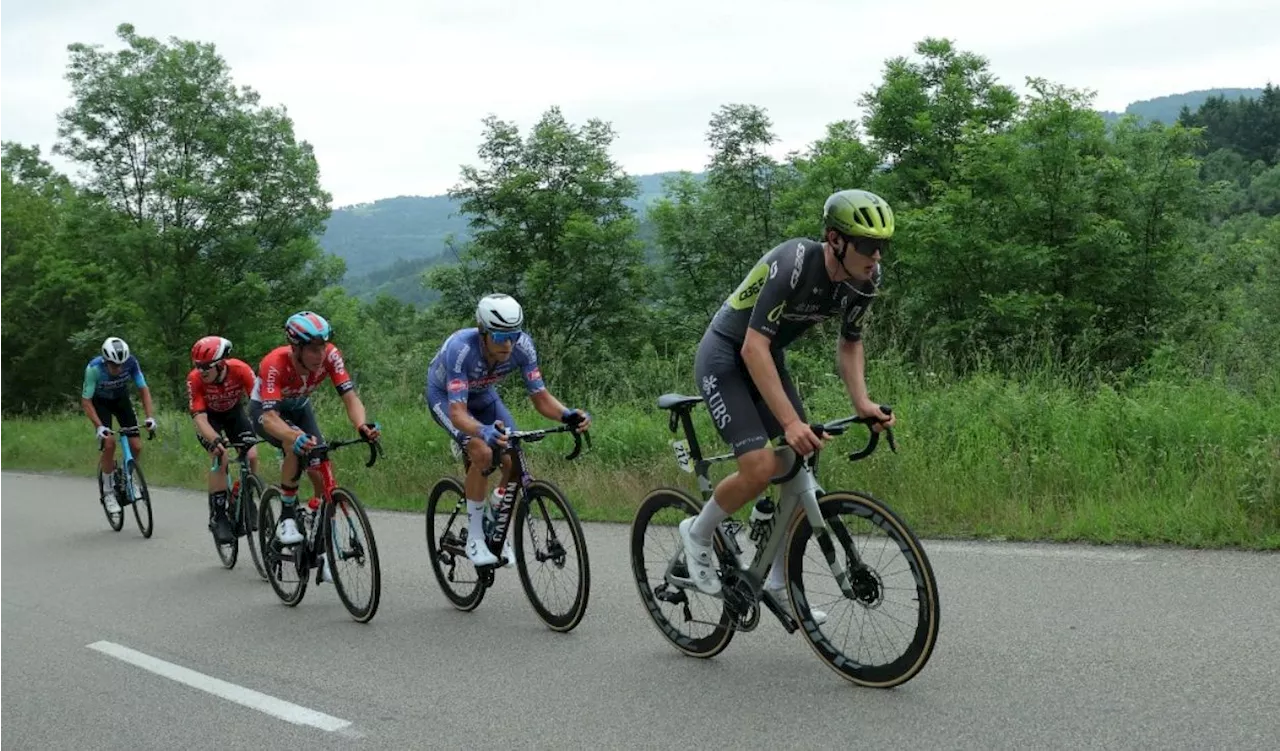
[81,337,157,512]
[425,293,591,567]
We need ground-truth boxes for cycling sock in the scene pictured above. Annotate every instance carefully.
[467,499,486,541]
[280,484,298,519]
[690,496,730,543]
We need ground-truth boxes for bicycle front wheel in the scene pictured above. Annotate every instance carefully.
[241,474,268,581]
[325,487,381,623]
[127,461,154,539]
[513,479,590,632]
[786,490,940,689]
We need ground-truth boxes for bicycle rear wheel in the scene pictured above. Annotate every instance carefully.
[630,488,735,659]
[425,477,488,611]
[786,490,940,688]
[325,487,381,623]
[258,486,307,606]
[513,479,590,632]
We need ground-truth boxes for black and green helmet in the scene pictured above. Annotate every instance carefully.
[822,189,894,240]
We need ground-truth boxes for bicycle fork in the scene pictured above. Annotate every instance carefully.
[785,470,863,601]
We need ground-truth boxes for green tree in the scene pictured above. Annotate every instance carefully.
[860,37,1020,207]
[53,23,342,402]
[1,144,117,413]
[426,106,650,388]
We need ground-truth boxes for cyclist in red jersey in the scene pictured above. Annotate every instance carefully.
[249,311,380,563]
[187,336,261,544]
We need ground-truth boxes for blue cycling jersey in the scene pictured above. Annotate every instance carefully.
[425,328,546,404]
[82,356,147,400]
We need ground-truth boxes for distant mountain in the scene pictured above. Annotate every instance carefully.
[321,171,694,286]
[1099,88,1265,125]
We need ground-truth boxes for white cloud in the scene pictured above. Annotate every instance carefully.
[3,0,1276,206]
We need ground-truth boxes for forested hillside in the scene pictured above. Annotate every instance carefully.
[3,29,1277,545]
[332,87,1267,302]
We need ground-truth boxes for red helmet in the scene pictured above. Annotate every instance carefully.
[191,336,233,366]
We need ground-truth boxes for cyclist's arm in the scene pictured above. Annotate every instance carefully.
[81,366,104,428]
[529,389,569,421]
[837,338,872,408]
[193,412,219,445]
[340,389,368,431]
[139,386,156,423]
[447,401,488,437]
[257,408,301,445]
[186,371,217,442]
[741,329,803,430]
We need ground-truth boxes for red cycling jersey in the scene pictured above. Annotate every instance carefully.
[251,344,354,411]
[187,358,257,414]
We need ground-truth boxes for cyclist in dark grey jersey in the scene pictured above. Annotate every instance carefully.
[682,189,899,602]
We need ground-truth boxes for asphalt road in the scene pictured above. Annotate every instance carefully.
[2,471,1278,750]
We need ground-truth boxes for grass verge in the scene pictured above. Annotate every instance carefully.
[5,369,1277,550]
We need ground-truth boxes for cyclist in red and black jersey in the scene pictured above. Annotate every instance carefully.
[187,336,260,544]
[249,311,380,557]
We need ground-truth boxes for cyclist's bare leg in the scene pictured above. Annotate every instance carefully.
[691,447,778,540]
[247,446,261,476]
[209,447,230,493]
[128,434,143,458]
[100,435,116,475]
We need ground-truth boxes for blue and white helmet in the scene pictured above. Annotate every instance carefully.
[101,336,130,364]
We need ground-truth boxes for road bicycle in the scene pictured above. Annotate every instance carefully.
[426,420,591,632]
[96,425,155,538]
[257,434,384,623]
[630,392,940,689]
[208,435,268,578]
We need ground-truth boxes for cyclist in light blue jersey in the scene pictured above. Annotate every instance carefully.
[424,293,591,567]
[81,336,157,511]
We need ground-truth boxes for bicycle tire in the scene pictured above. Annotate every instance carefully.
[425,477,488,611]
[630,487,735,659]
[127,460,154,539]
[242,474,269,581]
[513,479,590,632]
[326,487,382,623]
[98,469,124,532]
[258,486,307,606]
[786,490,940,689]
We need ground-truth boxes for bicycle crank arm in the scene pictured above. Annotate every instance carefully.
[760,589,800,634]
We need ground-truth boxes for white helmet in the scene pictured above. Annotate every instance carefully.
[101,336,131,364]
[475,293,524,334]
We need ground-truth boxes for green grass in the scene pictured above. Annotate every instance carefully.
[5,368,1278,549]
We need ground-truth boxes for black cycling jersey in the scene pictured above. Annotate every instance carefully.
[706,238,879,349]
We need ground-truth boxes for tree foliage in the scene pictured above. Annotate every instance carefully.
[2,30,1276,418]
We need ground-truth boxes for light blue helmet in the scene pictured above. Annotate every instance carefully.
[284,311,332,345]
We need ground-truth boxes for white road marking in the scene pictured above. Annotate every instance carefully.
[86,641,353,733]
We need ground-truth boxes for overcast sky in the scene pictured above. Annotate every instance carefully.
[3,0,1276,207]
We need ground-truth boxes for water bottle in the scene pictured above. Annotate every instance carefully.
[304,497,320,541]
[748,497,775,543]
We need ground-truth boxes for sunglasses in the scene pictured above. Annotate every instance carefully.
[197,360,223,372]
[489,330,522,344]
[841,233,891,259]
